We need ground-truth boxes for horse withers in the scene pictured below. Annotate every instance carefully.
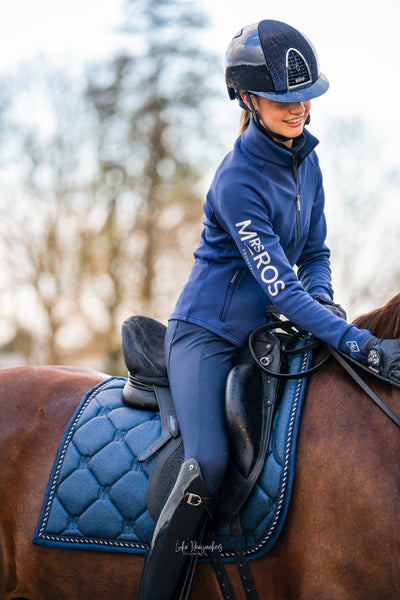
[0,295,399,599]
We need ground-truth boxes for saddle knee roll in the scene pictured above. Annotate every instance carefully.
[225,363,265,479]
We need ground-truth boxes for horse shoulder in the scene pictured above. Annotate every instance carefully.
[283,360,400,598]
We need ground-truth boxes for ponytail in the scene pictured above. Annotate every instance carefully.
[238,109,251,135]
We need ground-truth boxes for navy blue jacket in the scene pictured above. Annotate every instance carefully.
[170,120,369,357]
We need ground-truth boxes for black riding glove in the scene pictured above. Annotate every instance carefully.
[314,295,347,320]
[361,336,400,383]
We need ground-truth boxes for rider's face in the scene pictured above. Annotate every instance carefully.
[241,93,311,147]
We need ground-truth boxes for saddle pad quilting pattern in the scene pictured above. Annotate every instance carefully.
[34,378,158,552]
[33,348,311,560]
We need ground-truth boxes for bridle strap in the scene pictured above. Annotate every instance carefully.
[329,347,400,427]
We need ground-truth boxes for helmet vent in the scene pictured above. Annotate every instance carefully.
[286,49,311,89]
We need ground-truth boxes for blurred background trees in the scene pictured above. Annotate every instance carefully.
[0,0,221,372]
[319,117,400,317]
[0,0,399,373]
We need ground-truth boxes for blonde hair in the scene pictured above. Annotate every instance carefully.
[238,109,251,135]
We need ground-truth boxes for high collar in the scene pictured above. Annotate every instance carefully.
[239,118,319,167]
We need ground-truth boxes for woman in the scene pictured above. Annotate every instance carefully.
[137,19,400,600]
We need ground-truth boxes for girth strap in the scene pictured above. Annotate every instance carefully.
[208,515,258,600]
[230,514,258,600]
[208,547,237,600]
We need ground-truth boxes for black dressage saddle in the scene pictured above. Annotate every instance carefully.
[121,315,283,523]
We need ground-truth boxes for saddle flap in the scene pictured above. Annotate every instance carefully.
[121,315,168,385]
[146,437,184,520]
[217,332,282,523]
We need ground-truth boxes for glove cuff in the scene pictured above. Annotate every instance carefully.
[360,335,379,354]
[360,335,382,371]
[313,295,347,321]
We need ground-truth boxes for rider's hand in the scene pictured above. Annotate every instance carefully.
[361,336,400,383]
[314,295,347,320]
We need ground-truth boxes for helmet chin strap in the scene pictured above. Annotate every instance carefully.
[242,92,310,143]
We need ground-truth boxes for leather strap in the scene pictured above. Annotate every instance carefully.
[208,515,259,600]
[330,348,400,427]
[248,322,329,380]
[230,515,258,600]
[249,315,400,426]
[330,347,400,390]
[137,385,180,461]
[208,545,238,600]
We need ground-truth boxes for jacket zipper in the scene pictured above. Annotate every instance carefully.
[292,157,300,243]
[221,270,239,321]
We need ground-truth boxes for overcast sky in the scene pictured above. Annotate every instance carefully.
[1,0,399,140]
[1,0,399,129]
[1,0,399,197]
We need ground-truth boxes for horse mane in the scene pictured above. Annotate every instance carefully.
[352,293,400,340]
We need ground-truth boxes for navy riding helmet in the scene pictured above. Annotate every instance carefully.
[225,20,329,104]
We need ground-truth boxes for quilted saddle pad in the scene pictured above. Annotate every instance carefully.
[33,347,312,561]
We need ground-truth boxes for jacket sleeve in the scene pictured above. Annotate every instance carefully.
[213,175,370,356]
[296,169,333,300]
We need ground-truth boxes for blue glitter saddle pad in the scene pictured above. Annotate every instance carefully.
[33,347,312,562]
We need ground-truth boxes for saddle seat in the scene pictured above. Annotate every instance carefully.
[121,316,168,411]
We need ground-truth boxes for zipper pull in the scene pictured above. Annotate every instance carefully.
[230,270,238,284]
[295,194,300,242]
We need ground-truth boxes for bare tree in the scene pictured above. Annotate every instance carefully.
[0,67,98,364]
[86,0,220,303]
[0,0,221,372]
[82,0,221,368]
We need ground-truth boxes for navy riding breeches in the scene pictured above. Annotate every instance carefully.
[165,320,239,495]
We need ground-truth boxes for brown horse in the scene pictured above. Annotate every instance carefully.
[1,295,399,600]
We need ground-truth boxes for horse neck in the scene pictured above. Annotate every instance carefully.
[352,294,400,340]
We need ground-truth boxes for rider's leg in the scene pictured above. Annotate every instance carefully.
[136,320,237,599]
[166,319,237,494]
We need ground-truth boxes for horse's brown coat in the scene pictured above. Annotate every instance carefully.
[1,296,400,599]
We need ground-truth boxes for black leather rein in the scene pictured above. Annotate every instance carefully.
[329,347,400,428]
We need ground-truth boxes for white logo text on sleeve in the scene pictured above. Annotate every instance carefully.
[235,220,285,297]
